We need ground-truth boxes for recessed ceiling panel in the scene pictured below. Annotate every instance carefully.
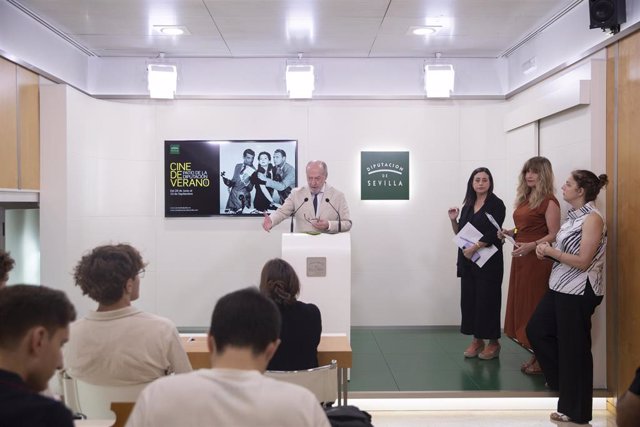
[10,0,583,59]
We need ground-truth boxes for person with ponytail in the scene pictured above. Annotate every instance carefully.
[527,170,609,424]
[259,258,322,371]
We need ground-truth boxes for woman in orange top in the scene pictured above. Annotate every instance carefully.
[499,156,560,375]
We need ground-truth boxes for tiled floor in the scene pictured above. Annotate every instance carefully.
[349,327,548,393]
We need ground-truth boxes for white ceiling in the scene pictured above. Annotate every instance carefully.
[9,0,581,59]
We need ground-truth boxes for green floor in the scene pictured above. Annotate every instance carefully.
[349,327,548,392]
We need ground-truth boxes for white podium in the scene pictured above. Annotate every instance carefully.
[281,233,351,339]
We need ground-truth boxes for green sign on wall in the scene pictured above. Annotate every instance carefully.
[361,151,410,200]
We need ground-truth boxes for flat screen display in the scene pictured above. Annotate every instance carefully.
[165,140,298,217]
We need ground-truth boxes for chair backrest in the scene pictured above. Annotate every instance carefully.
[265,360,338,403]
[111,402,136,427]
[62,373,144,420]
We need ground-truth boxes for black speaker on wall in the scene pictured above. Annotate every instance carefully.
[589,0,626,34]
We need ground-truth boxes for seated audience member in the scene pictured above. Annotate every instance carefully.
[0,249,15,288]
[64,244,191,385]
[126,287,330,427]
[259,258,322,370]
[617,367,640,427]
[0,285,76,426]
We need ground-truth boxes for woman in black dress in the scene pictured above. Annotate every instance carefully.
[259,258,322,370]
[250,151,276,212]
[448,167,506,360]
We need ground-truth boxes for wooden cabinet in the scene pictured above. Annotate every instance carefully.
[18,67,40,189]
[0,57,18,189]
[0,57,40,190]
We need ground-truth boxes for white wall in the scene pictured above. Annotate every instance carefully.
[40,86,509,327]
[40,52,607,386]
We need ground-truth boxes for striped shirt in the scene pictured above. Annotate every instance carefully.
[549,202,606,296]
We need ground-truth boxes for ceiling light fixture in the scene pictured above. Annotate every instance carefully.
[152,25,190,36]
[424,53,454,98]
[147,54,177,99]
[160,28,184,36]
[285,54,315,99]
[409,26,441,36]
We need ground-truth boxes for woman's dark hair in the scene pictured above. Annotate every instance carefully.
[259,258,300,306]
[258,151,271,161]
[463,167,494,206]
[572,170,608,202]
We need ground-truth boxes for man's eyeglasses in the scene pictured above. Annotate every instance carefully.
[138,268,146,278]
[304,214,319,225]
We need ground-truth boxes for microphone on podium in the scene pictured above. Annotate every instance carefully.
[325,198,341,233]
[290,197,309,233]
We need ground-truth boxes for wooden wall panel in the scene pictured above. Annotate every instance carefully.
[0,57,18,188]
[605,45,616,394]
[615,30,640,397]
[18,67,40,189]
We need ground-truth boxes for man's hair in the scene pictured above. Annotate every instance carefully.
[0,250,15,280]
[307,160,328,177]
[0,285,76,349]
[243,149,256,158]
[209,287,281,355]
[74,244,146,305]
[274,149,286,158]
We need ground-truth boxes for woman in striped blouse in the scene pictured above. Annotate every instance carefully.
[527,170,608,425]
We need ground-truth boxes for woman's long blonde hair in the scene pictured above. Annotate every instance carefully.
[515,156,555,209]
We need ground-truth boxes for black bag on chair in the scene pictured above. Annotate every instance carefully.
[324,405,374,427]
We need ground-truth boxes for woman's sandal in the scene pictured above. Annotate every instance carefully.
[523,361,543,375]
[550,412,572,422]
[520,356,536,372]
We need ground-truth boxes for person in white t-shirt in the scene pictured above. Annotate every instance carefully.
[63,244,191,386]
[126,287,330,427]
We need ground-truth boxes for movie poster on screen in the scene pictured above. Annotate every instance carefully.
[165,141,219,217]
[165,140,298,217]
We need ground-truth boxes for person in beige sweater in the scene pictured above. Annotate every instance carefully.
[64,243,191,385]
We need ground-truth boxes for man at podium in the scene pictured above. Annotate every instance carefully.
[263,160,352,234]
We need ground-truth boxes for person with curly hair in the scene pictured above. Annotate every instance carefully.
[63,244,191,386]
[259,258,322,371]
[0,250,15,288]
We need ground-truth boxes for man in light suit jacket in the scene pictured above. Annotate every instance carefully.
[263,160,352,233]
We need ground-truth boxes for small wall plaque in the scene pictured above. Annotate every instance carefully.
[306,257,326,277]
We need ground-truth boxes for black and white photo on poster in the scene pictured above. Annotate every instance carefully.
[219,140,297,215]
[164,140,297,217]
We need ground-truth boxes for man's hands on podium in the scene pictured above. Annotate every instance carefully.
[309,218,329,231]
[263,213,330,232]
[263,213,273,232]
